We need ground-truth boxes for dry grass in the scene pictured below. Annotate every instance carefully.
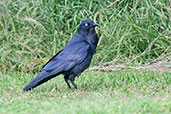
[89,53,171,73]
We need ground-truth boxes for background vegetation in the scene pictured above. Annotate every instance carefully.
[0,0,170,73]
[0,0,170,113]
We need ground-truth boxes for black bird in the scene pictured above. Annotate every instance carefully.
[23,19,99,91]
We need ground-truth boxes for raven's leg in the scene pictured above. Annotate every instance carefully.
[64,75,71,89]
[69,75,77,89]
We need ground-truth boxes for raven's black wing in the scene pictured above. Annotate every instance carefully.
[42,41,90,72]
[42,49,63,69]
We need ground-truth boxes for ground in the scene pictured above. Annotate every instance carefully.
[0,70,170,114]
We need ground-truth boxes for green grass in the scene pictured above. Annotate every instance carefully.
[0,0,170,72]
[0,70,170,113]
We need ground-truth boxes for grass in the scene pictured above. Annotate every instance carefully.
[0,70,170,113]
[0,0,170,72]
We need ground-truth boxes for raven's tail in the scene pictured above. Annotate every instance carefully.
[23,70,60,91]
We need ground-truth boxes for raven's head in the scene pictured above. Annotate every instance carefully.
[78,19,99,34]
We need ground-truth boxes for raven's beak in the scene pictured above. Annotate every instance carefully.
[93,22,99,27]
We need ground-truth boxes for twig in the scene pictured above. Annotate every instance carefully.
[107,0,119,8]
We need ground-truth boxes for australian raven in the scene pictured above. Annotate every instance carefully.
[23,19,99,91]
